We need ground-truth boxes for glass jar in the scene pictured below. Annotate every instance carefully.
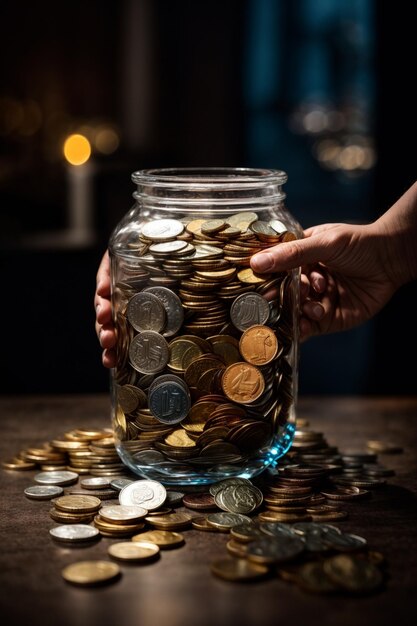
[109,168,302,486]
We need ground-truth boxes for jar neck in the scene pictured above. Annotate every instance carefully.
[131,168,287,213]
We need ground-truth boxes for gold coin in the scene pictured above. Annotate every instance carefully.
[54,495,102,513]
[186,219,207,234]
[62,560,121,586]
[221,362,265,404]
[239,325,279,366]
[191,516,219,531]
[237,268,270,284]
[1,458,36,470]
[145,512,193,530]
[132,530,184,548]
[108,541,160,562]
[165,429,196,448]
[210,558,269,582]
[49,508,96,524]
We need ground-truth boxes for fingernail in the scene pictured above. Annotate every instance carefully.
[312,304,324,319]
[96,304,101,315]
[252,253,273,272]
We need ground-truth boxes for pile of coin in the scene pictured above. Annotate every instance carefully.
[2,427,130,477]
[4,421,399,591]
[111,213,298,477]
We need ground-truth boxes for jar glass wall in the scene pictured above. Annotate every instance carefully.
[109,168,302,485]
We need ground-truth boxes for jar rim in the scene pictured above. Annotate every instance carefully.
[132,167,288,188]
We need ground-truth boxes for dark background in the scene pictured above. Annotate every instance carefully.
[0,0,416,395]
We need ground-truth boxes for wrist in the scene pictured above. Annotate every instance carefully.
[373,182,417,288]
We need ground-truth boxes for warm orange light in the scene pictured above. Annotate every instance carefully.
[63,133,91,165]
[95,126,119,154]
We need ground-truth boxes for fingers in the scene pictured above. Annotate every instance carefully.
[96,251,111,297]
[102,348,116,369]
[251,228,340,273]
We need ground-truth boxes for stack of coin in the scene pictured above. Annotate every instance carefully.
[111,213,299,478]
[49,494,102,524]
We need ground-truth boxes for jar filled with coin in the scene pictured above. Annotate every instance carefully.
[109,168,302,485]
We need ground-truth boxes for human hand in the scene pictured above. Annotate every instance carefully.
[94,251,116,367]
[250,222,398,340]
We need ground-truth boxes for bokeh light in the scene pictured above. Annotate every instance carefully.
[63,133,91,165]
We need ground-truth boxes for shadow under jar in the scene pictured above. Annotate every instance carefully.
[109,168,302,485]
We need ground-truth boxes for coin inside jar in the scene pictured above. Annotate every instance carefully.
[110,187,300,482]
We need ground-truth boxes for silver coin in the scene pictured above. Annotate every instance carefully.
[209,478,253,497]
[141,219,184,242]
[323,532,367,552]
[99,504,148,522]
[230,293,270,331]
[110,478,135,492]
[206,512,252,529]
[119,479,167,510]
[132,449,166,465]
[192,244,224,259]
[215,484,263,514]
[126,292,166,333]
[24,485,64,500]
[129,331,169,374]
[149,240,188,255]
[231,523,265,542]
[50,524,100,543]
[80,477,111,490]
[270,219,288,234]
[149,381,191,425]
[259,522,299,539]
[34,471,79,486]
[250,220,277,236]
[246,536,305,563]
[143,286,184,337]
[148,374,188,396]
[165,491,186,506]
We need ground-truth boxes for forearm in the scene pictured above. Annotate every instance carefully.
[373,181,417,287]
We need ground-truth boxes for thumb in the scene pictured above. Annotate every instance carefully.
[250,233,336,273]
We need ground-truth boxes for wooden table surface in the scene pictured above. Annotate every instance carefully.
[1,395,416,626]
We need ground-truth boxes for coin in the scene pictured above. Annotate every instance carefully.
[80,477,111,490]
[50,524,100,543]
[215,483,263,514]
[221,362,265,404]
[182,493,217,510]
[206,512,252,531]
[210,558,269,582]
[110,478,134,492]
[126,292,166,333]
[366,440,403,454]
[143,286,184,337]
[108,541,160,562]
[239,325,278,366]
[34,471,78,486]
[296,561,339,593]
[99,505,148,524]
[132,530,184,548]
[54,495,102,514]
[246,536,305,564]
[323,554,383,593]
[230,292,270,331]
[62,561,121,586]
[145,512,193,530]
[141,219,184,241]
[148,380,191,425]
[119,479,167,510]
[24,485,64,500]
[129,331,170,374]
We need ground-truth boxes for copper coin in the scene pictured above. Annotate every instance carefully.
[221,362,265,404]
[239,325,279,366]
